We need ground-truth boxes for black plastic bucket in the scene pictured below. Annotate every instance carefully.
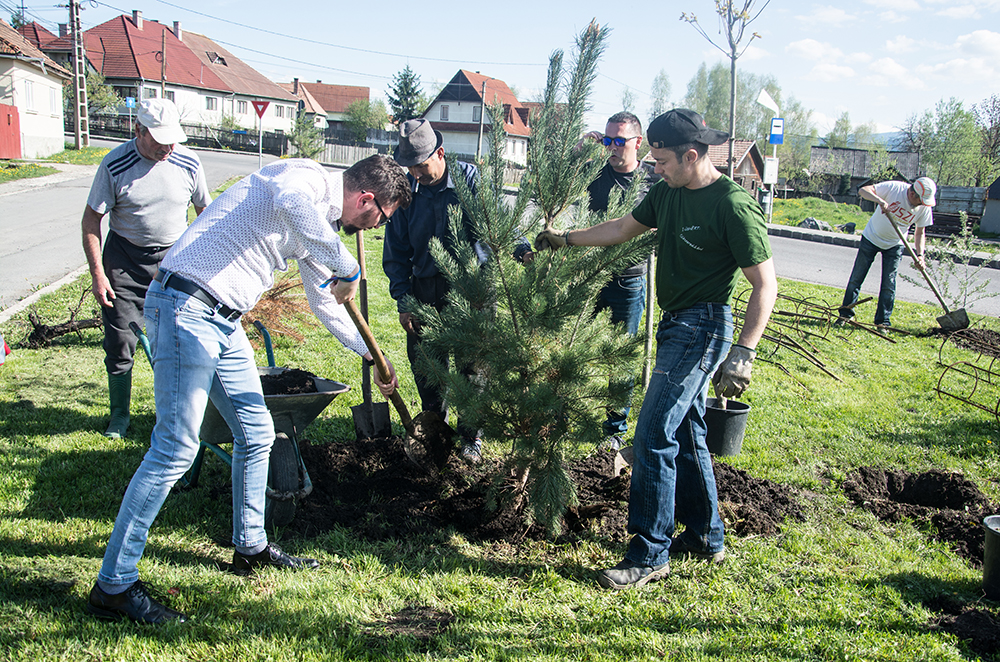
[984,515,1000,600]
[704,398,751,456]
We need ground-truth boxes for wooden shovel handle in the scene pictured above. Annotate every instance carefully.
[885,214,952,313]
[344,299,414,429]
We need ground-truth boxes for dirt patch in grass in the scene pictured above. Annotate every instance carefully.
[926,595,1000,661]
[291,438,803,544]
[370,605,455,640]
[842,467,996,566]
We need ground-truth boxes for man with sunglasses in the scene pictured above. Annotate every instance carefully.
[384,119,532,464]
[579,112,657,451]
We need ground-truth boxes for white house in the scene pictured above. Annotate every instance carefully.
[0,19,71,159]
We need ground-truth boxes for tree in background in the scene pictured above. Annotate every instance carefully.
[9,10,26,28]
[899,98,981,186]
[974,94,1000,186]
[648,69,671,123]
[620,86,636,113]
[344,98,390,142]
[64,72,122,118]
[288,113,324,160]
[410,21,654,535]
[387,64,424,124]
[681,0,770,176]
[822,112,878,149]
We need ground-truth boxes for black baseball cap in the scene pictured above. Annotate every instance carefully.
[647,109,729,149]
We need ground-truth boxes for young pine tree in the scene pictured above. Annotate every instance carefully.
[409,21,654,535]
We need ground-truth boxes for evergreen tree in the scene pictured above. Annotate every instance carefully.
[288,113,324,160]
[409,21,654,535]
[387,65,424,124]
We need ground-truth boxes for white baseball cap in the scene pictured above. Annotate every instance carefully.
[912,177,936,206]
[137,99,187,145]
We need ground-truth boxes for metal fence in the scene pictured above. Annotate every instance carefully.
[76,115,288,156]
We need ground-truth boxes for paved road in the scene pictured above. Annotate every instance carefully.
[770,234,1000,319]
[0,140,279,316]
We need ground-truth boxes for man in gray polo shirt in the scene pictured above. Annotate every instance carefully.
[82,99,211,438]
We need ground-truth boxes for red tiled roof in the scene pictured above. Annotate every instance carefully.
[84,15,229,92]
[0,19,70,77]
[298,82,368,114]
[182,31,294,101]
[708,140,757,170]
[279,82,323,115]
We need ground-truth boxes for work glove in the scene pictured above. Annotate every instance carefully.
[533,228,569,251]
[712,345,756,398]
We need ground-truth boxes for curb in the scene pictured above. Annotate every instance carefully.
[767,223,1000,271]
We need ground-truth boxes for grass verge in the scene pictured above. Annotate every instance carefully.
[42,145,112,166]
[772,197,869,232]
[0,162,59,184]
[1,234,998,660]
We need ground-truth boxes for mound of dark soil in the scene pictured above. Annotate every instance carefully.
[946,328,1000,360]
[926,595,1000,661]
[261,368,317,395]
[291,437,803,544]
[843,467,996,565]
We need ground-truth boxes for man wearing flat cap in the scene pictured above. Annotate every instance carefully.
[82,98,211,439]
[385,119,532,463]
[536,108,777,589]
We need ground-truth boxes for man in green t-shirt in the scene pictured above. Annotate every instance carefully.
[535,109,777,590]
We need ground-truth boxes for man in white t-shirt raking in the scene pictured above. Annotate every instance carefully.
[837,177,937,328]
[86,155,411,625]
[83,99,211,439]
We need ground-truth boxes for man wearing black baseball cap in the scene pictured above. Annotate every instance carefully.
[535,108,777,589]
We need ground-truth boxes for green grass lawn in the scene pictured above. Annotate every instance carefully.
[42,145,112,166]
[1,232,999,660]
[772,197,869,232]
[0,162,59,184]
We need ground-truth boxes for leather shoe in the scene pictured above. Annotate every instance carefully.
[232,542,319,576]
[86,581,187,624]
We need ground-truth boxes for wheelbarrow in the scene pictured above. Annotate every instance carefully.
[131,321,350,529]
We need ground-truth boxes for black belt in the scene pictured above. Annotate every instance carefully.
[154,270,242,321]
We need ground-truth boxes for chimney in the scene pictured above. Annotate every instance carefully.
[293,78,299,95]
[58,24,68,38]
[316,80,321,84]
[173,21,182,41]
[132,10,143,29]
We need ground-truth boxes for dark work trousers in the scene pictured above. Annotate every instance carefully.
[102,232,170,375]
[407,274,481,440]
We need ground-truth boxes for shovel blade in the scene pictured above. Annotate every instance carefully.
[937,308,970,332]
[352,401,392,440]
[408,411,457,471]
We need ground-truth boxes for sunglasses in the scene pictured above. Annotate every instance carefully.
[362,190,389,227]
[602,135,639,147]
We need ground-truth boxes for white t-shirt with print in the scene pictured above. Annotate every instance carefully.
[861,180,934,250]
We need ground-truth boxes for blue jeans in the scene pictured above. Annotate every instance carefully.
[838,236,904,326]
[596,272,647,435]
[626,303,732,567]
[98,279,273,587]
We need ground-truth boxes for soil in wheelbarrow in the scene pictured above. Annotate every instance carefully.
[260,368,317,395]
[289,439,804,545]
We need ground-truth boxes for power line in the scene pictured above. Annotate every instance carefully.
[213,39,392,82]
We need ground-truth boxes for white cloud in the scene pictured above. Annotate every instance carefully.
[786,38,843,61]
[794,5,856,27]
[955,30,1000,58]
[937,5,980,18]
[864,0,920,10]
[810,63,856,82]
[740,44,769,62]
[916,57,998,83]
[878,10,908,22]
[862,58,926,90]
[885,36,920,54]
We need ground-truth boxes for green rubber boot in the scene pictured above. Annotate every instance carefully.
[105,370,132,439]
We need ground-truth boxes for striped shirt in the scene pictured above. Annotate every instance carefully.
[87,140,211,247]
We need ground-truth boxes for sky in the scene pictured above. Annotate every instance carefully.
[10,0,1000,138]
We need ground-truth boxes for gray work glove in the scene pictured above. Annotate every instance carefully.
[712,345,756,398]
[534,228,569,251]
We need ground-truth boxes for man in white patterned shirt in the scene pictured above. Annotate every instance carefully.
[83,99,211,439]
[87,155,411,625]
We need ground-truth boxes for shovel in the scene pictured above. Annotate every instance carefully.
[349,231,392,439]
[344,299,456,472]
[886,214,969,332]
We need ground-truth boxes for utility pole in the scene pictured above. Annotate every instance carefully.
[69,0,89,148]
[160,29,166,97]
[475,81,487,161]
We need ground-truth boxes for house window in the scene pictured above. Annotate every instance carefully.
[275,105,284,118]
[164,91,175,102]
[24,80,35,111]
[206,97,218,111]
[440,105,449,121]
[113,86,137,100]
[237,100,247,114]
[144,87,157,99]
[50,87,60,115]
[472,105,482,122]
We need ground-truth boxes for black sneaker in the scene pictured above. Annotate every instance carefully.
[86,581,187,624]
[669,536,726,563]
[460,437,482,465]
[232,542,319,576]
[596,559,669,590]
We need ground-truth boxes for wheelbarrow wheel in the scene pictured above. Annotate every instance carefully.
[265,432,298,530]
